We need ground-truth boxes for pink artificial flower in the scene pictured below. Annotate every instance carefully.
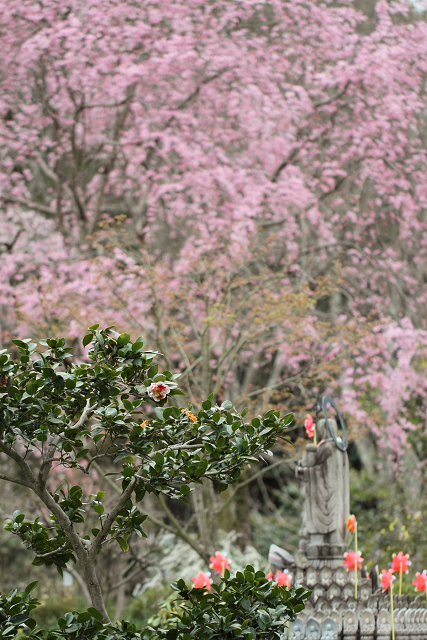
[346,515,357,533]
[275,570,291,588]
[304,414,314,438]
[343,550,364,571]
[147,381,170,402]
[192,571,212,590]
[390,552,411,573]
[266,571,274,580]
[209,551,230,574]
[381,569,396,592]
[413,571,427,593]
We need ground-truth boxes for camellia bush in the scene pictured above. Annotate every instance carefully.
[0,325,309,638]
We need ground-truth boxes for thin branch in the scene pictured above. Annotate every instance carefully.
[240,367,309,401]
[158,494,209,564]
[34,541,70,558]
[90,478,137,559]
[0,441,38,484]
[39,401,93,487]
[89,459,182,536]
[0,473,32,489]
[270,147,300,183]
[90,459,208,563]
[2,196,56,217]
[312,80,351,109]
[217,458,297,515]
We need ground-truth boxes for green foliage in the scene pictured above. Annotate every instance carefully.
[0,326,293,567]
[3,511,75,574]
[123,587,177,629]
[32,593,88,631]
[0,569,310,640]
[168,566,310,640]
[0,581,43,639]
[0,327,301,634]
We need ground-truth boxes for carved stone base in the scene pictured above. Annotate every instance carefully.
[306,556,348,570]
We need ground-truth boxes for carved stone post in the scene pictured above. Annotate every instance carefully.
[288,618,305,640]
[343,610,358,640]
[358,608,375,640]
[377,609,391,640]
[306,617,321,640]
[321,617,338,640]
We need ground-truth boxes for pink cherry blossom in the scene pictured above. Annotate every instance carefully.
[2,0,427,471]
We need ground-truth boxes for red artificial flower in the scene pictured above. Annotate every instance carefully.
[413,571,427,593]
[304,414,314,438]
[209,551,230,574]
[266,571,274,580]
[381,569,396,592]
[343,550,364,571]
[346,515,357,533]
[390,552,411,573]
[192,571,212,590]
[275,570,291,588]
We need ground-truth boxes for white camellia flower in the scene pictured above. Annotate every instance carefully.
[147,381,170,401]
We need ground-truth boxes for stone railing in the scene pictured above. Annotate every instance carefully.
[283,564,427,639]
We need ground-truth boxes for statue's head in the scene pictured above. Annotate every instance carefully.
[316,417,338,441]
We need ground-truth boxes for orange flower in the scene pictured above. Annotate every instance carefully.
[140,420,149,428]
[343,550,363,571]
[181,409,198,422]
[390,552,411,573]
[346,515,357,533]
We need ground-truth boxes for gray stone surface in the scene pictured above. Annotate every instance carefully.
[296,419,349,569]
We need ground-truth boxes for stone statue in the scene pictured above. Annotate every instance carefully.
[296,418,349,568]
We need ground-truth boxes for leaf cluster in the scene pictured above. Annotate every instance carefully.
[168,566,311,640]
[0,582,42,640]
[0,569,310,640]
[0,326,293,574]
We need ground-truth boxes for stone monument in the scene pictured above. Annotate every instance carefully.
[272,396,427,639]
[296,417,349,568]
